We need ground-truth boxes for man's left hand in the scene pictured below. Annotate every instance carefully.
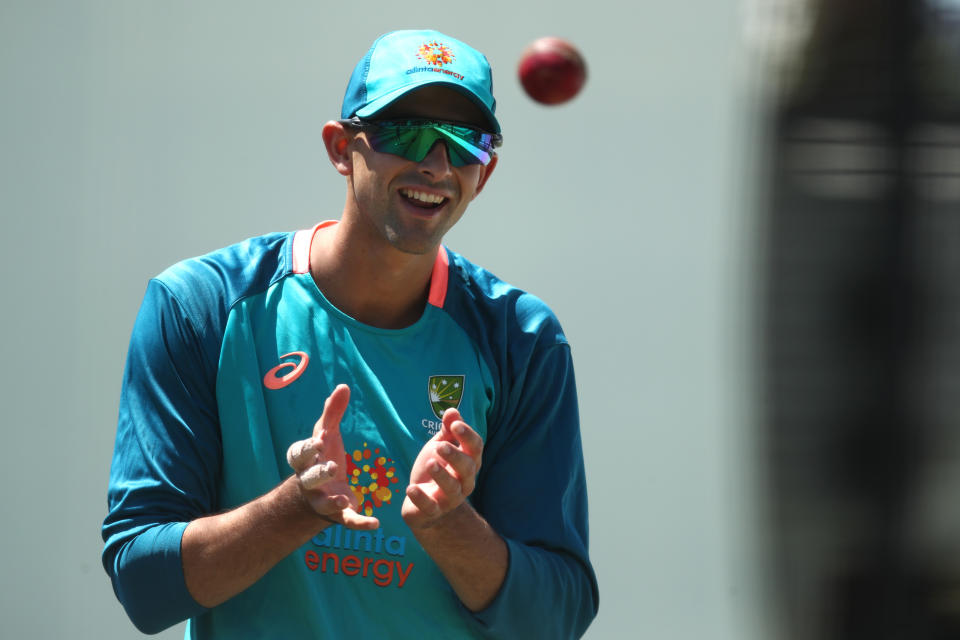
[401,408,482,529]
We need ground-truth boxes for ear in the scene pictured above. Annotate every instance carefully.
[470,153,498,200]
[322,120,353,176]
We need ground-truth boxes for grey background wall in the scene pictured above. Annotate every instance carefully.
[0,2,768,638]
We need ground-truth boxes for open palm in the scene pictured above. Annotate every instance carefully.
[287,384,379,530]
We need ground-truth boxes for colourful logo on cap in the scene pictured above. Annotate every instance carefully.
[416,41,455,67]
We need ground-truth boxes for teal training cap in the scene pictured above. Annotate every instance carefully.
[341,30,500,134]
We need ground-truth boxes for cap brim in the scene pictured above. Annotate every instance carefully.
[354,80,500,134]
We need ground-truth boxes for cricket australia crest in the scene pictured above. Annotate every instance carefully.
[428,375,464,419]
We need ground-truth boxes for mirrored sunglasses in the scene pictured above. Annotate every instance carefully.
[340,118,502,167]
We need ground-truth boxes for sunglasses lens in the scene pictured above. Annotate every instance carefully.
[437,125,496,166]
[363,122,496,167]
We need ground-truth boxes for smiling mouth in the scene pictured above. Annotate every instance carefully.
[400,188,448,209]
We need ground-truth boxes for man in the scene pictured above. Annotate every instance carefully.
[102,29,598,639]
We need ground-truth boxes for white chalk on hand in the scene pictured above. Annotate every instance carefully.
[301,461,336,490]
[286,438,316,469]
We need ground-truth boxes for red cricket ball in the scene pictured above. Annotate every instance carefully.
[518,37,587,105]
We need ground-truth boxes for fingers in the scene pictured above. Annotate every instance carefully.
[313,384,351,439]
[305,495,381,531]
[433,442,476,486]
[441,408,483,460]
[403,483,441,524]
[428,438,480,496]
[290,384,352,473]
[300,460,337,490]
[305,491,351,514]
[425,458,465,502]
[286,383,380,532]
[439,408,461,441]
[402,412,483,529]
[402,457,469,527]
[289,382,354,475]
[286,437,318,472]
[339,509,381,531]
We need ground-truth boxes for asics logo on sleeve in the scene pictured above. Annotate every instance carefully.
[263,351,309,390]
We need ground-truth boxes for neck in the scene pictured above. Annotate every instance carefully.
[308,218,440,329]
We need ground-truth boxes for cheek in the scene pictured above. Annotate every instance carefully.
[457,167,485,200]
[353,150,407,191]
[352,149,381,181]
[350,158,389,200]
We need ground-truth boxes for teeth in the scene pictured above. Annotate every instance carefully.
[401,189,446,205]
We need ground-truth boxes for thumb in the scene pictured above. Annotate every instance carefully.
[440,407,461,442]
[313,384,351,439]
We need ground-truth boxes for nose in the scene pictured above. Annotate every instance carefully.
[418,140,454,177]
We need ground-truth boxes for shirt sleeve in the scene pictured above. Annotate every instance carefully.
[467,338,600,639]
[101,278,221,633]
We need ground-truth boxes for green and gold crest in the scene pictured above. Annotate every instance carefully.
[428,375,464,419]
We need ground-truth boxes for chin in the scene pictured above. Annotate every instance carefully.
[383,230,442,256]
[383,220,451,256]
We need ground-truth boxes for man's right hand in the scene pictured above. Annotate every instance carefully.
[182,384,377,608]
[286,384,379,530]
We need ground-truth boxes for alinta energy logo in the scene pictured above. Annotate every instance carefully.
[304,442,414,589]
[347,442,401,517]
[407,40,464,81]
[417,40,454,66]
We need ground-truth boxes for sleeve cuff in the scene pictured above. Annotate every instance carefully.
[111,521,207,634]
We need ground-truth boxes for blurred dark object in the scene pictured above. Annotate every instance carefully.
[761,1,960,639]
